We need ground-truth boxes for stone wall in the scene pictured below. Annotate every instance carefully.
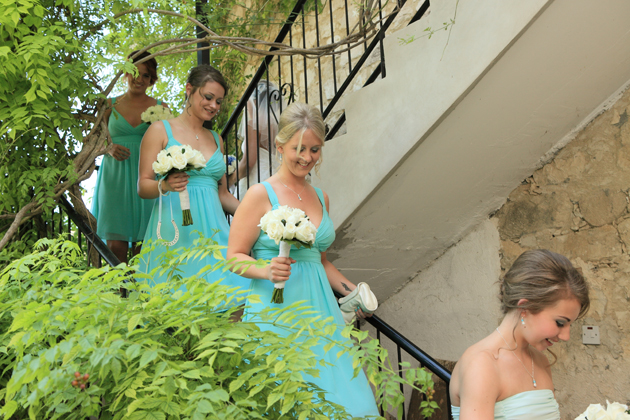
[494,86,630,418]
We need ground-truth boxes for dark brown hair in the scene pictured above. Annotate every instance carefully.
[500,249,590,318]
[127,50,158,85]
[186,65,229,99]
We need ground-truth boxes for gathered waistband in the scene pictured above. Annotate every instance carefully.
[254,248,321,263]
[187,176,218,191]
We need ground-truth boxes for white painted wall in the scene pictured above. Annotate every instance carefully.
[315,0,551,223]
[368,219,502,362]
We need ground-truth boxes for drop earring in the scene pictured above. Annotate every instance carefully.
[521,317,526,327]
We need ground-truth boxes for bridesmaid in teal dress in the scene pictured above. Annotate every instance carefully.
[137,65,249,298]
[227,102,380,418]
[92,50,166,264]
[449,250,590,419]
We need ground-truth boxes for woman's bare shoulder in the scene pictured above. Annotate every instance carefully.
[452,340,502,406]
[454,339,502,385]
[242,183,270,202]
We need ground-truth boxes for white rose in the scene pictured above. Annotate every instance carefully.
[158,107,173,120]
[191,151,207,168]
[295,221,316,244]
[607,402,629,415]
[585,405,610,420]
[156,149,169,162]
[182,144,196,161]
[165,145,182,155]
[152,159,171,176]
[283,222,297,240]
[291,207,306,219]
[286,214,301,226]
[275,205,292,222]
[265,220,285,244]
[171,153,188,170]
[259,212,274,232]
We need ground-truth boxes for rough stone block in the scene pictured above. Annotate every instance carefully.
[578,189,627,227]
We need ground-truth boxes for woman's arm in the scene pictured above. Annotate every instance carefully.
[104,99,131,161]
[217,133,240,215]
[321,253,356,296]
[137,121,189,199]
[226,184,294,281]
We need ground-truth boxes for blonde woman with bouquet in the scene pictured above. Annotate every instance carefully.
[449,249,590,419]
[138,65,248,294]
[92,50,168,264]
[227,102,380,417]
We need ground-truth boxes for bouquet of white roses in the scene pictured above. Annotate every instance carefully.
[141,105,173,124]
[575,401,630,420]
[152,145,206,226]
[224,154,237,175]
[259,205,317,303]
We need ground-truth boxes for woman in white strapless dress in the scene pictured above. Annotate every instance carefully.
[449,249,590,420]
[231,81,283,199]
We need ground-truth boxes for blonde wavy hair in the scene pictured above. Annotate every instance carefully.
[275,102,326,173]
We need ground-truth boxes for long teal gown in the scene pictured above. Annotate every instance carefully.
[451,389,560,420]
[244,181,380,418]
[138,120,250,297]
[92,98,158,243]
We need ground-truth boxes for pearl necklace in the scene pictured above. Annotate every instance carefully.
[496,327,537,388]
[279,178,307,201]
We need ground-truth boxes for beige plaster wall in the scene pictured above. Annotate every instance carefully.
[495,86,630,419]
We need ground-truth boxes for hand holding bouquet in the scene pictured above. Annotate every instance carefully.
[575,401,630,420]
[259,205,317,303]
[141,105,174,124]
[152,145,206,226]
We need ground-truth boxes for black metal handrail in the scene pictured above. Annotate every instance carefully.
[327,0,430,139]
[220,0,308,141]
[57,196,121,267]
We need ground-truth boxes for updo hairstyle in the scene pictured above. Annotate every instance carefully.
[127,50,158,85]
[186,65,229,101]
[500,249,590,319]
[275,102,326,172]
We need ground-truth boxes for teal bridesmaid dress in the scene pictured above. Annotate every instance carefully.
[244,181,380,418]
[92,98,158,243]
[451,389,561,419]
[138,120,250,296]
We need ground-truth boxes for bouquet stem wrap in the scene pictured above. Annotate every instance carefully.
[180,188,192,226]
[271,241,291,304]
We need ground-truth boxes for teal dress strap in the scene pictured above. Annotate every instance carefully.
[209,130,221,150]
[111,97,117,105]
[157,99,162,105]
[314,187,327,212]
[261,181,279,208]
[162,120,175,142]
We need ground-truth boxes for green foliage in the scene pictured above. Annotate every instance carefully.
[0,237,436,419]
[0,0,301,261]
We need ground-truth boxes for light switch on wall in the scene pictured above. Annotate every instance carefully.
[582,325,600,345]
